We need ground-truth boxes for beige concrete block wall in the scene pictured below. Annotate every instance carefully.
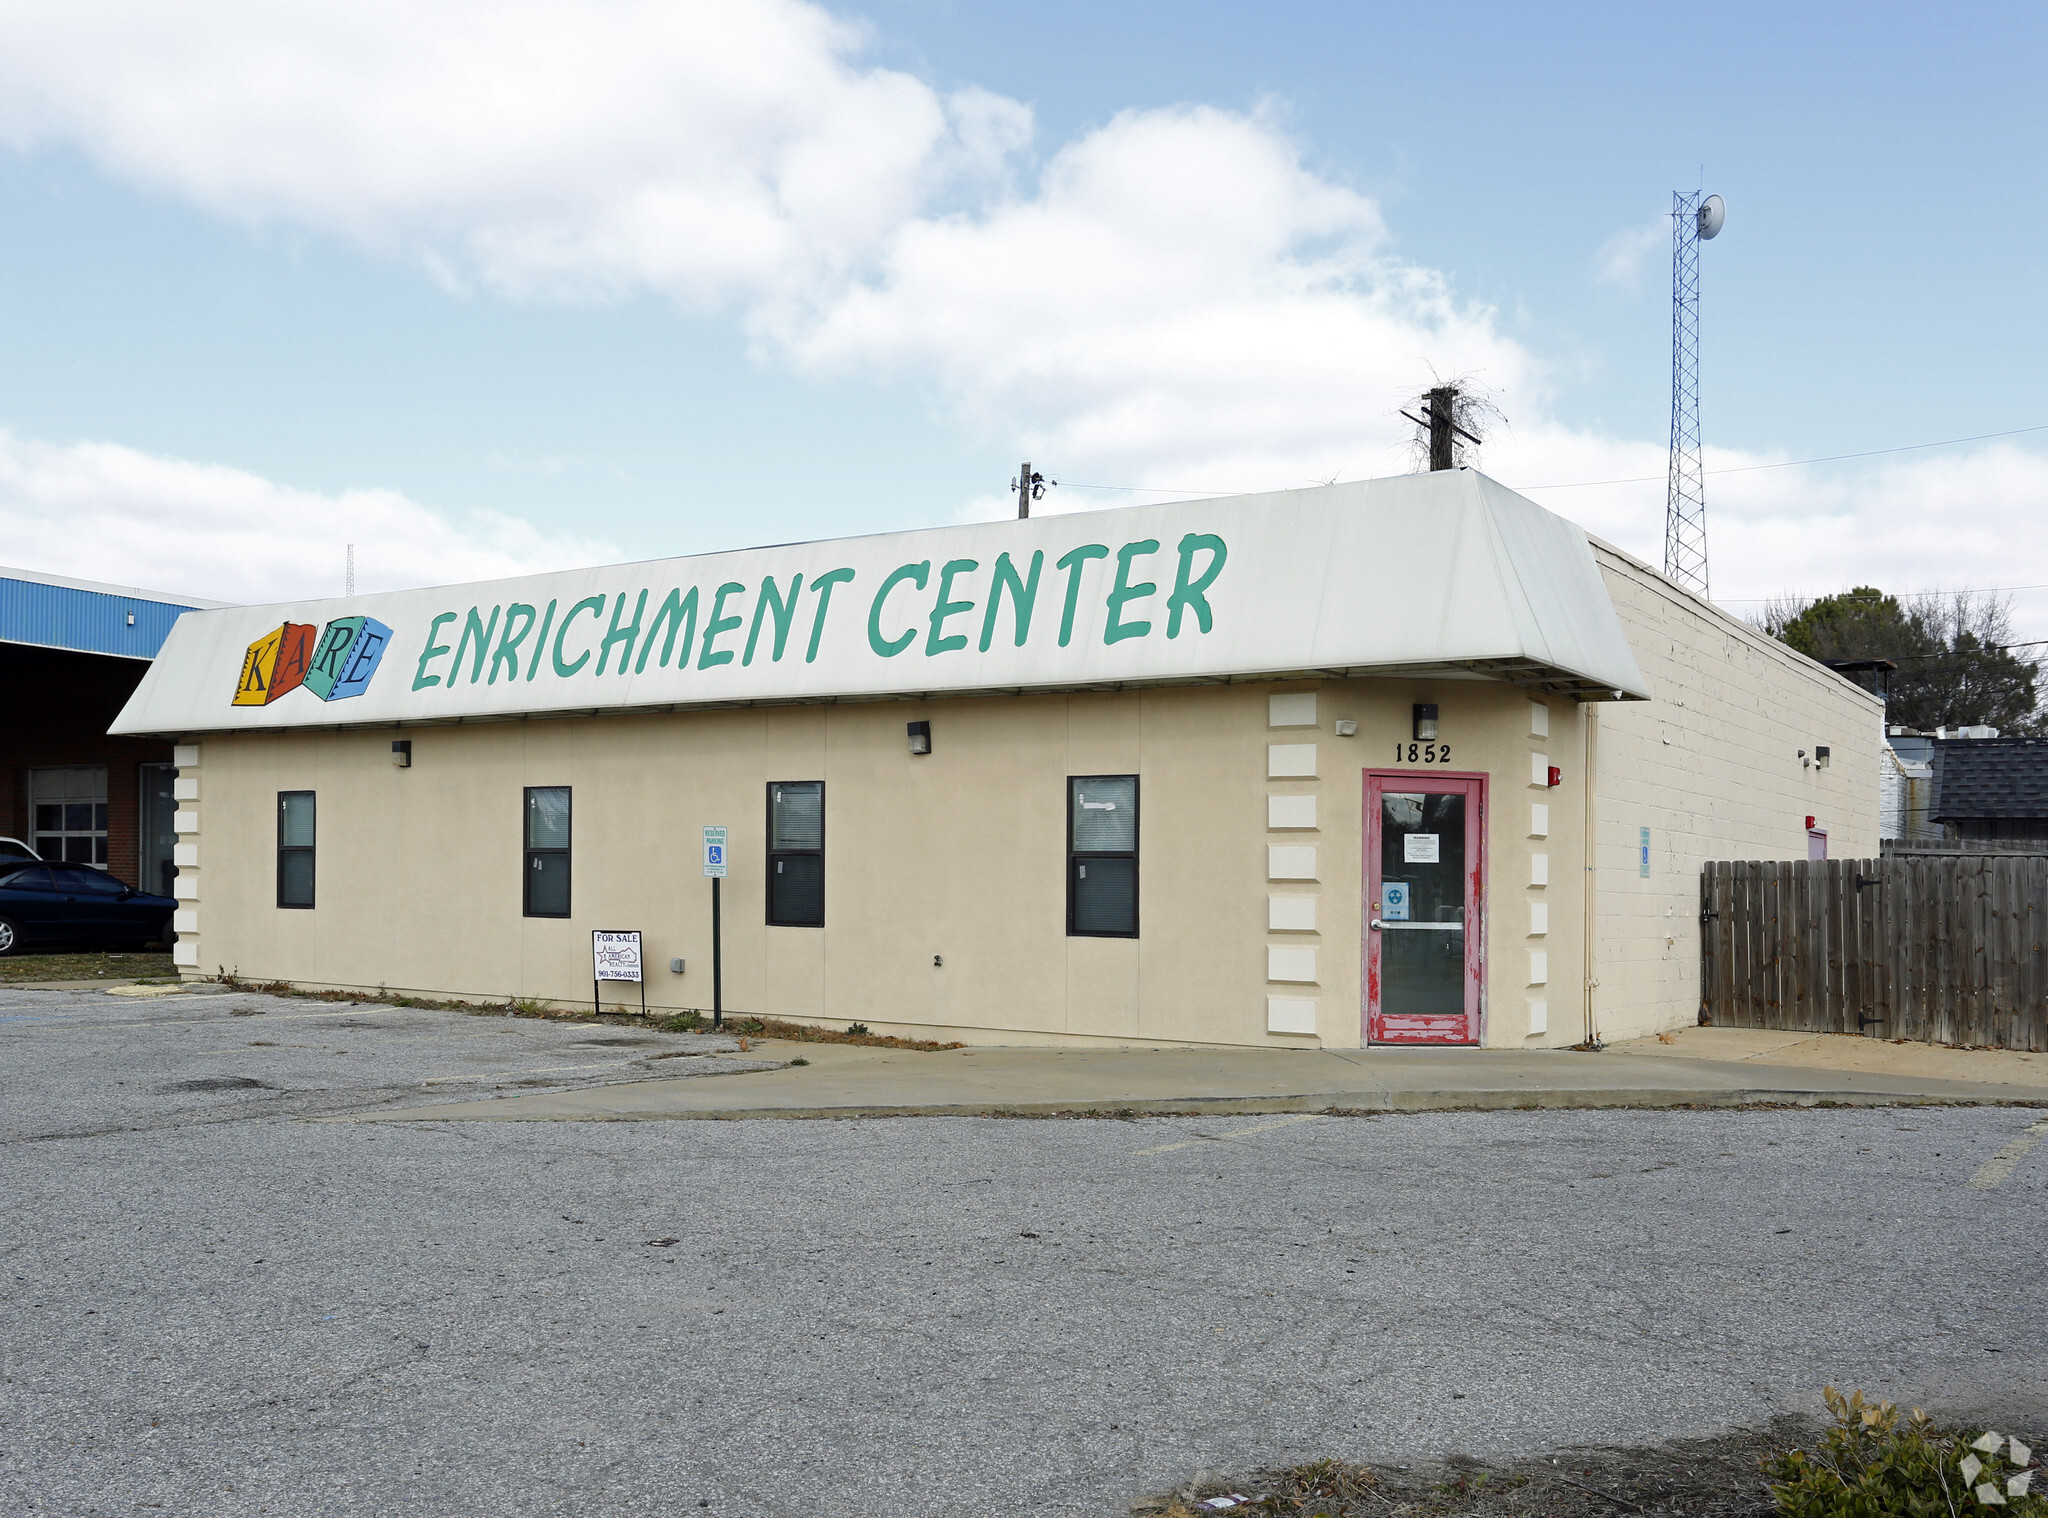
[1591,544,1884,1041]
[168,676,1575,1050]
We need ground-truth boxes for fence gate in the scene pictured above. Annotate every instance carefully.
[1700,856,2048,1051]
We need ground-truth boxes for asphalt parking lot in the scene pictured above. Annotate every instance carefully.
[4,986,2046,1516]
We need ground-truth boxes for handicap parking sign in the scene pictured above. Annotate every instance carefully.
[703,825,728,879]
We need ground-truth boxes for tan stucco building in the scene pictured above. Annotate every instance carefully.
[114,471,1880,1048]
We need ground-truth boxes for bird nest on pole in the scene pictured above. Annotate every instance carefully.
[1401,372,1506,472]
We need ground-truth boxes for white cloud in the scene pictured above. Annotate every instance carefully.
[792,104,1532,499]
[1489,436,2048,641]
[0,0,1016,308]
[0,431,617,603]
[0,0,2042,647]
[1595,214,1668,291]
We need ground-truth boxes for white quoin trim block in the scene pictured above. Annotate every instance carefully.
[1268,896,1317,931]
[1267,795,1317,829]
[1267,946,1318,984]
[1268,693,1317,727]
[1268,744,1318,778]
[1266,997,1317,1035]
[1267,846,1318,880]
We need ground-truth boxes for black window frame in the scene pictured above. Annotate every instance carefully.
[276,790,315,909]
[1067,774,1139,938]
[765,780,825,928]
[523,786,572,919]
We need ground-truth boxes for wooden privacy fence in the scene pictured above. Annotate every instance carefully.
[1700,856,2048,1051]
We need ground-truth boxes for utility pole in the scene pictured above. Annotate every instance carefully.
[1400,385,1485,471]
[1425,387,1458,471]
[1017,461,1032,519]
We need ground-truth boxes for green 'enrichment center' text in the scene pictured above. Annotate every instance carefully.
[411,532,1229,692]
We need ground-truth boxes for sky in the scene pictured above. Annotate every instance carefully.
[0,0,2044,638]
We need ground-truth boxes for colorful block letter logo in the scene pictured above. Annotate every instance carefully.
[233,616,392,707]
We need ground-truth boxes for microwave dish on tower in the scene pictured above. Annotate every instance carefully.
[1697,194,1725,239]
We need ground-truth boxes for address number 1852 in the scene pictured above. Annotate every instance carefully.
[1395,742,1451,763]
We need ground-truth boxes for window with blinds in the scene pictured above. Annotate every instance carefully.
[524,787,570,918]
[277,791,315,908]
[767,781,824,927]
[1069,775,1138,937]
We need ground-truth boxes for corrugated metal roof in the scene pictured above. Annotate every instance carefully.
[0,566,226,661]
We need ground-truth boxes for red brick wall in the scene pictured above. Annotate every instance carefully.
[0,643,174,888]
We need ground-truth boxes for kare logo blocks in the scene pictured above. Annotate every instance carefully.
[234,616,392,707]
[304,616,392,701]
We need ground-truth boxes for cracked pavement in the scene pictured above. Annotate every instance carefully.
[2,986,2045,1515]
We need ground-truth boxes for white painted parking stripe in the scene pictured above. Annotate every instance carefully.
[1133,1113,1320,1156]
[1967,1117,2048,1190]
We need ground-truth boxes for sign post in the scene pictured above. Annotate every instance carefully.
[591,930,645,1017]
[702,826,727,1030]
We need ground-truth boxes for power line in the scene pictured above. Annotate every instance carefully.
[1514,423,2048,492]
[1878,638,2048,663]
[1043,421,2048,501]
[1717,581,2048,604]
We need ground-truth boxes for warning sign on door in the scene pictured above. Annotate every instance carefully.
[1403,833,1440,863]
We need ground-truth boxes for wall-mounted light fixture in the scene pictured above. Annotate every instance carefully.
[670,957,686,974]
[391,739,412,768]
[1815,745,1831,770]
[1412,704,1439,742]
[907,720,932,756]
[1799,748,1809,769]
[1333,719,1358,738]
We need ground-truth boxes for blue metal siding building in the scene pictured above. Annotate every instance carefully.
[2,567,231,893]
[0,567,220,660]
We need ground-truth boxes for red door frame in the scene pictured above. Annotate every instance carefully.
[1363,770,1487,1046]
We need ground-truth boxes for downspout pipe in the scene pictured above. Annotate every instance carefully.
[1582,704,1602,1049]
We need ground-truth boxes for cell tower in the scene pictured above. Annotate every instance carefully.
[1664,189,1724,595]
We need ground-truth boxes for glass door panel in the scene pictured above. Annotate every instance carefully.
[1365,773,1483,1044]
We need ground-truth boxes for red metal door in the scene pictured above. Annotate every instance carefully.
[1364,771,1485,1045]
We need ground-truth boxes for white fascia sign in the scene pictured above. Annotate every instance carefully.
[110,473,1649,735]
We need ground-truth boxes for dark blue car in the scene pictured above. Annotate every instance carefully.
[0,858,176,955]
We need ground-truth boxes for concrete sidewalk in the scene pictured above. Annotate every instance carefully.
[348,1030,2048,1123]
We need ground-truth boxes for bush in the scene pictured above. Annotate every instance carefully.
[1766,1387,2043,1517]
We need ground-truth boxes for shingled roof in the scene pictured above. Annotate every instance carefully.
[1929,738,2048,822]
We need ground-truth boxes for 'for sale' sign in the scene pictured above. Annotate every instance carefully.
[592,930,642,983]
